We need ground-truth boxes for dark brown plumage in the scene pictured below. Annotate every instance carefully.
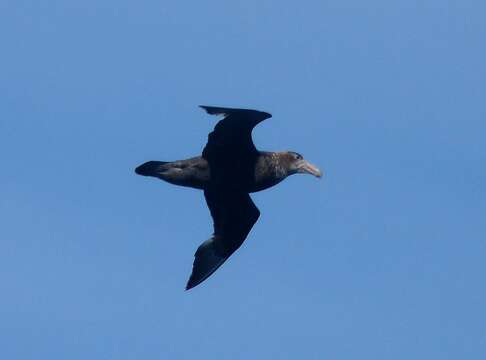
[135,106,322,290]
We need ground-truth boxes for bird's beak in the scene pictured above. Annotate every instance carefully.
[298,160,323,178]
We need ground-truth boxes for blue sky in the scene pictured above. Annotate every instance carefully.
[1,0,485,359]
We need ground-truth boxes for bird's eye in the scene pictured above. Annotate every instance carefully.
[295,153,303,160]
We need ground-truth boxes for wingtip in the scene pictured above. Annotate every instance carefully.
[262,111,272,119]
[185,279,196,291]
[184,237,228,291]
[199,105,225,115]
[185,283,195,291]
[199,105,271,119]
[199,105,217,113]
[184,276,204,291]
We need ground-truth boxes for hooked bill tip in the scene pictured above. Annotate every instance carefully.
[300,161,323,178]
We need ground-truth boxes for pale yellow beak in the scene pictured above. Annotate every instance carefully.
[298,160,323,178]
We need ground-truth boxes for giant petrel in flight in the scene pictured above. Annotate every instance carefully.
[135,106,322,290]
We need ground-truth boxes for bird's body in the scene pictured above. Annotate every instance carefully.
[136,106,322,290]
[135,151,293,193]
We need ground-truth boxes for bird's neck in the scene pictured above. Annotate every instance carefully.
[250,152,290,192]
[268,152,290,179]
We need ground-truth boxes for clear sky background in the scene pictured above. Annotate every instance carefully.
[1,1,485,359]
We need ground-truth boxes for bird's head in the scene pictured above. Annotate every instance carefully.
[283,151,323,178]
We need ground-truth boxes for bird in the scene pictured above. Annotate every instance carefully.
[135,106,322,290]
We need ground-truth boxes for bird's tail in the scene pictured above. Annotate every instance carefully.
[135,161,169,177]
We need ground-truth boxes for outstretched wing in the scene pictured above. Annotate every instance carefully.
[186,189,260,290]
[201,106,271,158]
[200,105,271,187]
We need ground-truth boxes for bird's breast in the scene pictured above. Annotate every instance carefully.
[249,154,287,192]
